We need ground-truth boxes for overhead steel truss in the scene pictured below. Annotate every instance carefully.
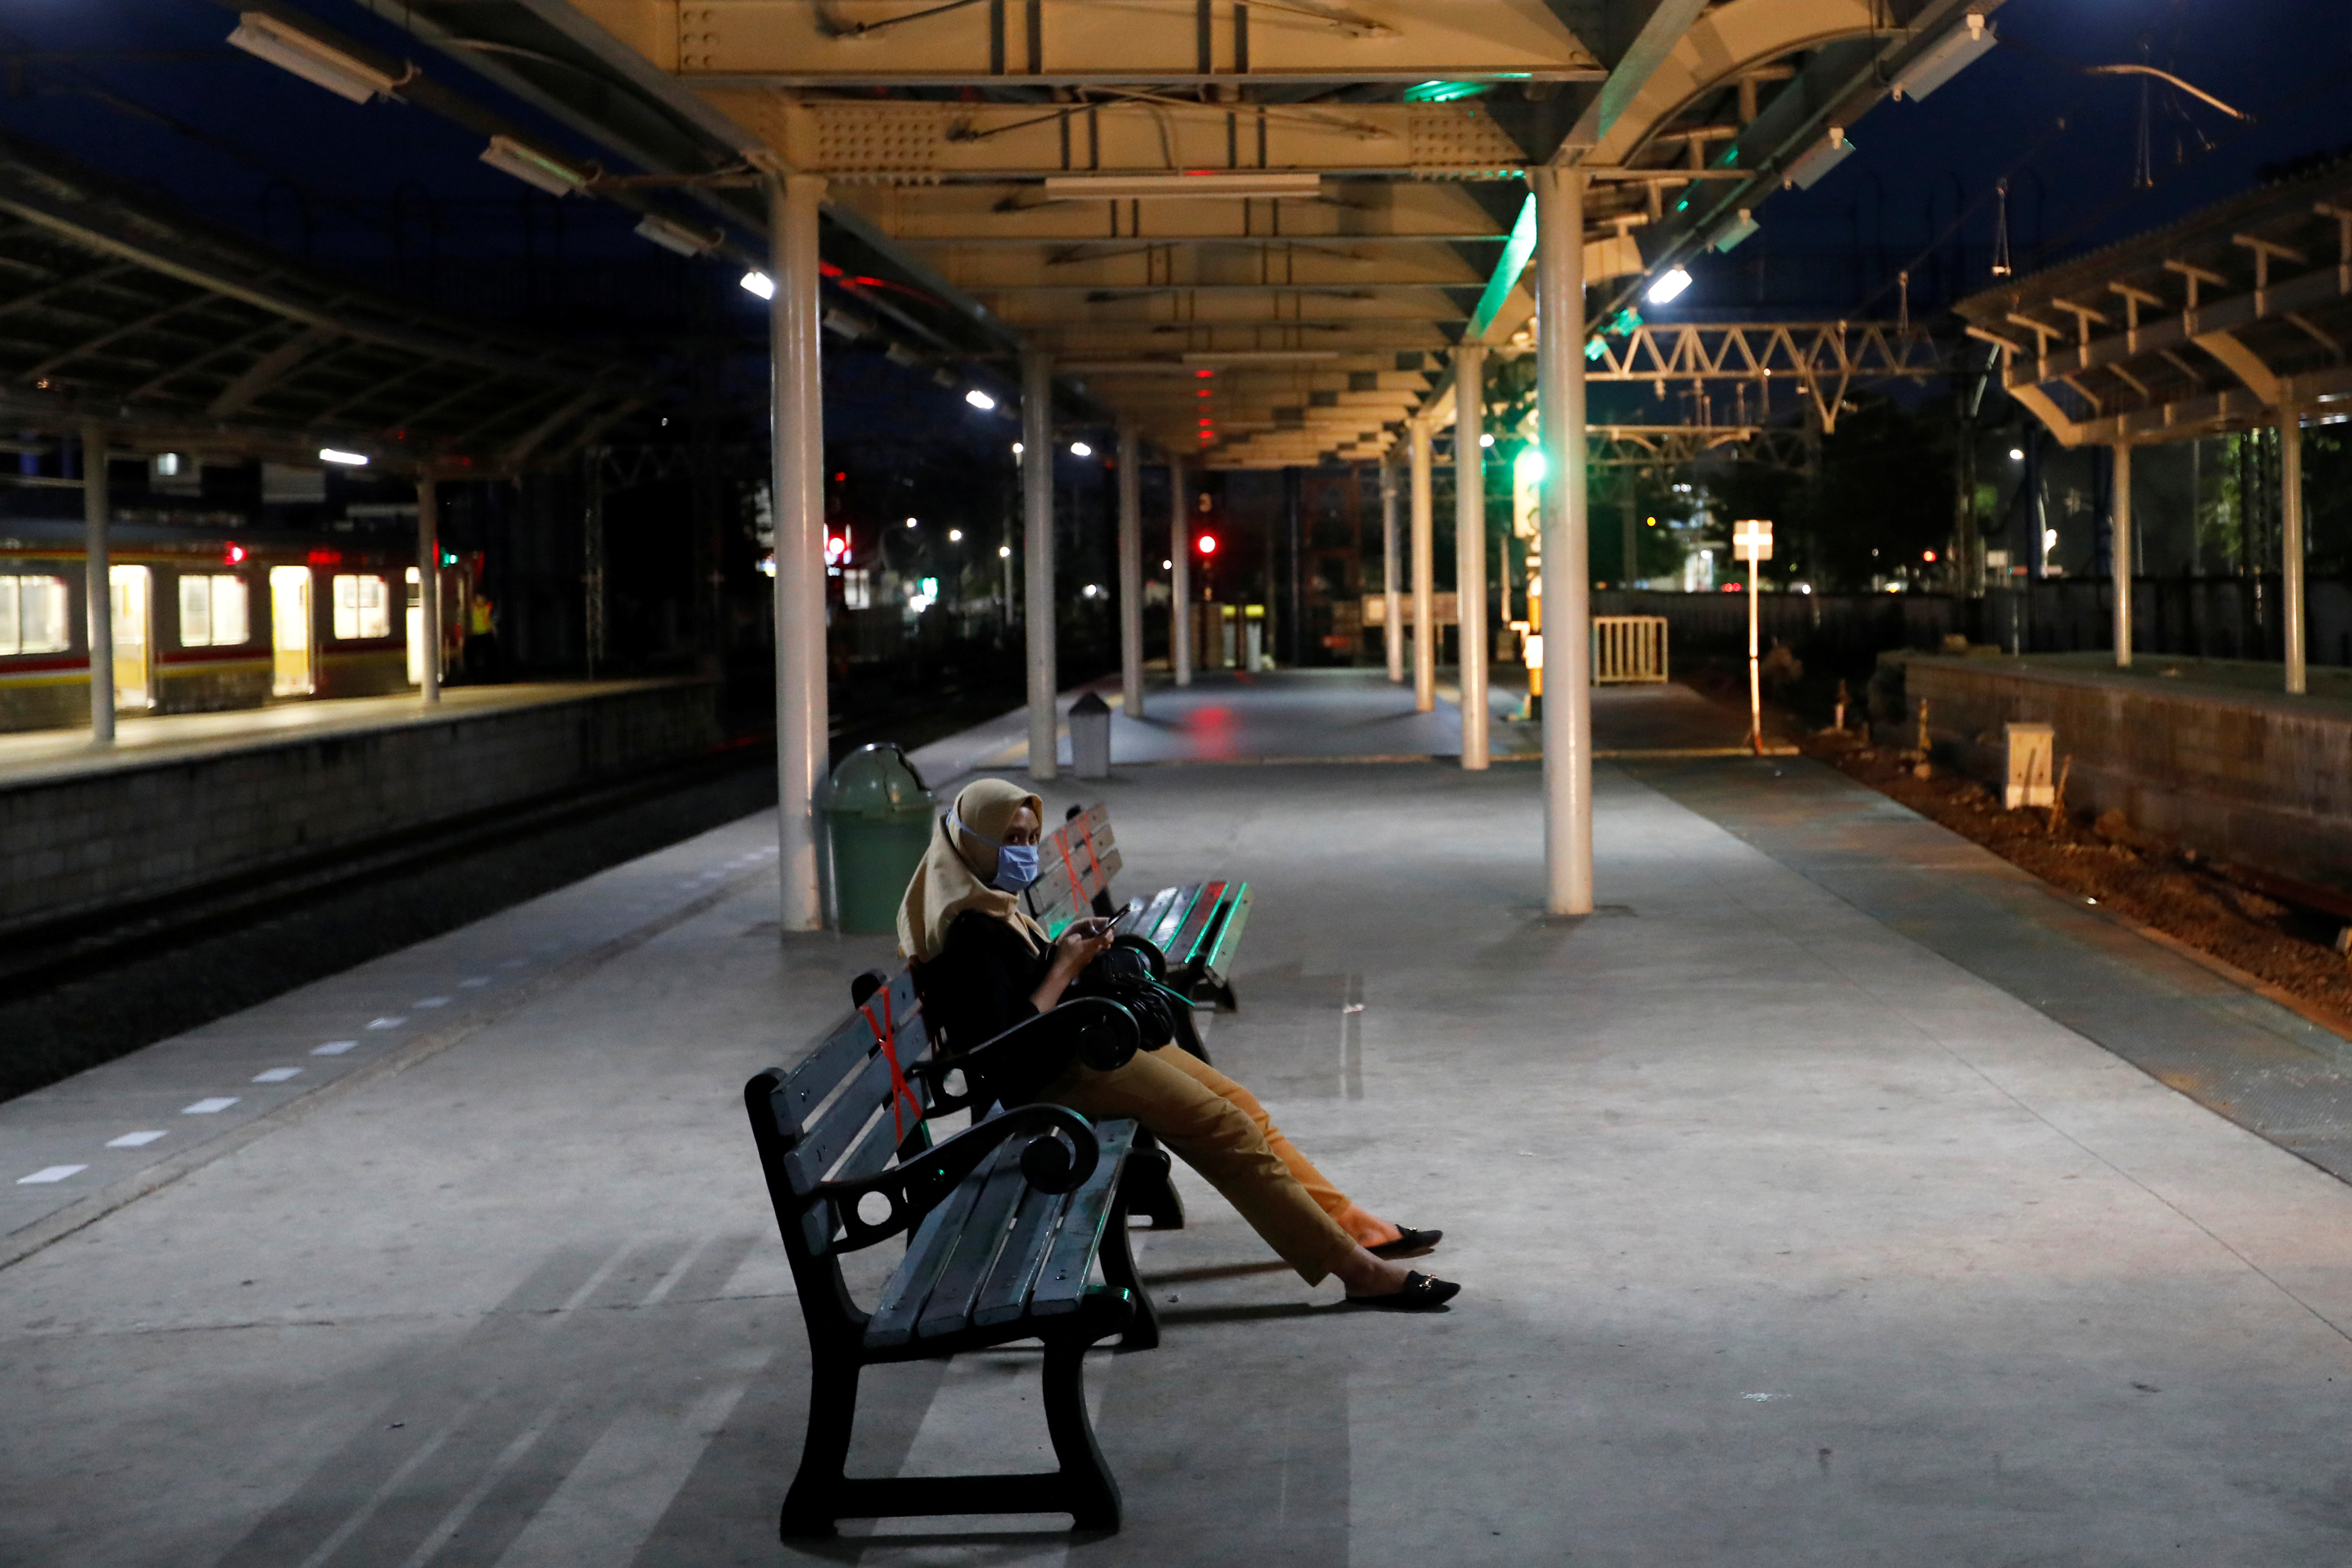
[0,125,650,473]
[1956,154,2352,447]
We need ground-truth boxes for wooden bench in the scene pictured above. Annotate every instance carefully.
[1029,801,1255,1012]
[744,968,1169,1539]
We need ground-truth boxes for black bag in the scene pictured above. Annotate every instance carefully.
[1065,945,1181,1051]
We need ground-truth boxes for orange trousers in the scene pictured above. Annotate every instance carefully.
[1147,1046,1399,1248]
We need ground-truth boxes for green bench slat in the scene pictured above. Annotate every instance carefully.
[866,1145,1003,1349]
[783,1047,903,1194]
[915,1156,1036,1340]
[1194,884,1251,983]
[972,1180,1071,1328]
[1030,1121,1136,1318]
[1139,883,1201,954]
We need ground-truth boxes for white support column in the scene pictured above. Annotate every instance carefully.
[2110,443,2132,670]
[1455,345,1490,770]
[1170,454,1192,687]
[1117,421,1144,718]
[1533,165,1593,917]
[416,474,441,704]
[770,172,829,931]
[82,421,112,745]
[2282,392,2307,695]
[1409,418,1435,713]
[1381,459,1403,683]
[1023,348,1058,778]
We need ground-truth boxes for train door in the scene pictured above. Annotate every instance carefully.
[269,566,313,695]
[108,564,152,710]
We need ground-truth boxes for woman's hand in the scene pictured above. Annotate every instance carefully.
[1031,918,1117,1014]
[1050,919,1117,973]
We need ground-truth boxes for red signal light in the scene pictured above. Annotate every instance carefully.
[1196,534,1217,556]
[224,542,247,565]
[825,534,849,564]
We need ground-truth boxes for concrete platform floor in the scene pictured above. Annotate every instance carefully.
[11,691,2352,1565]
[905,669,1731,783]
[0,680,691,786]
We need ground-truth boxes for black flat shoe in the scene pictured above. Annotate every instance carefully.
[1367,1226,1442,1260]
[1346,1271,1461,1311]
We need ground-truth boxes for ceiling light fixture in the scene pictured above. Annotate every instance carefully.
[1888,13,1994,102]
[480,135,591,197]
[740,270,777,300]
[965,389,997,411]
[318,448,369,467]
[633,213,720,256]
[227,13,399,104]
[1646,267,1693,304]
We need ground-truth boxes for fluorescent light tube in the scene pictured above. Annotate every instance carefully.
[480,135,590,197]
[1784,129,1854,191]
[1041,173,1323,201]
[1645,267,1693,304]
[632,213,719,256]
[228,13,399,104]
[1890,14,1994,103]
[318,448,369,467]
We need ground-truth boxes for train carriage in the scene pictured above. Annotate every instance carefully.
[0,520,464,733]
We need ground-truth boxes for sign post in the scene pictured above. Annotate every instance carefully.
[1732,519,1773,755]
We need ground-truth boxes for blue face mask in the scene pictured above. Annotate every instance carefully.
[991,842,1041,893]
[951,807,1041,893]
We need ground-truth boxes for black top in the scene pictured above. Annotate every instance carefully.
[916,911,1052,1056]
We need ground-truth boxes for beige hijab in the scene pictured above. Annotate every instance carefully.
[897,777,1051,963]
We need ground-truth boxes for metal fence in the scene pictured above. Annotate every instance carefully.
[1590,580,2352,668]
[1592,615,1670,683]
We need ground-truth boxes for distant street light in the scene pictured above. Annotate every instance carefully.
[2009,448,2025,460]
[965,389,996,411]
[739,270,776,300]
[1070,441,1093,457]
[948,528,963,542]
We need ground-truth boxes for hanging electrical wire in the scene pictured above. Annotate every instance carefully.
[1989,179,2012,278]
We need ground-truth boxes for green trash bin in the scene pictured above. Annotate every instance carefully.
[819,743,937,933]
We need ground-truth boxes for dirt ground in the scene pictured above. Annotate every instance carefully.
[1663,660,2352,1033]
[1798,727,2352,1031]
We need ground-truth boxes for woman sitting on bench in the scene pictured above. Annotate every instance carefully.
[902,778,1459,1311]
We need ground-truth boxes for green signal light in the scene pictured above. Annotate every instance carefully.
[1404,81,1486,103]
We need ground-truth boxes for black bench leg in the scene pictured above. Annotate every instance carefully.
[1121,1138,1185,1231]
[779,1353,861,1540]
[1100,1190,1161,1352]
[1042,1334,1122,1532]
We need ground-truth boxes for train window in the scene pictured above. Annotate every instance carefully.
[177,575,251,647]
[330,574,391,640]
[0,575,71,656]
[843,568,872,610]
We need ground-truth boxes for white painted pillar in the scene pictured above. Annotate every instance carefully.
[1455,345,1489,770]
[416,474,441,704]
[770,172,829,931]
[82,421,113,745]
[1023,348,1057,778]
[2110,442,2131,670]
[1533,165,1593,916]
[1170,454,1192,686]
[1116,421,1144,718]
[1409,418,1435,713]
[2282,392,2307,695]
[1381,459,1403,683]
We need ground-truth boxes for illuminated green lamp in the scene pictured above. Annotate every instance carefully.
[1404,81,1486,103]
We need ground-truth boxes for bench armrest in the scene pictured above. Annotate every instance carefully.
[825,1102,1103,1251]
[931,996,1141,1108]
